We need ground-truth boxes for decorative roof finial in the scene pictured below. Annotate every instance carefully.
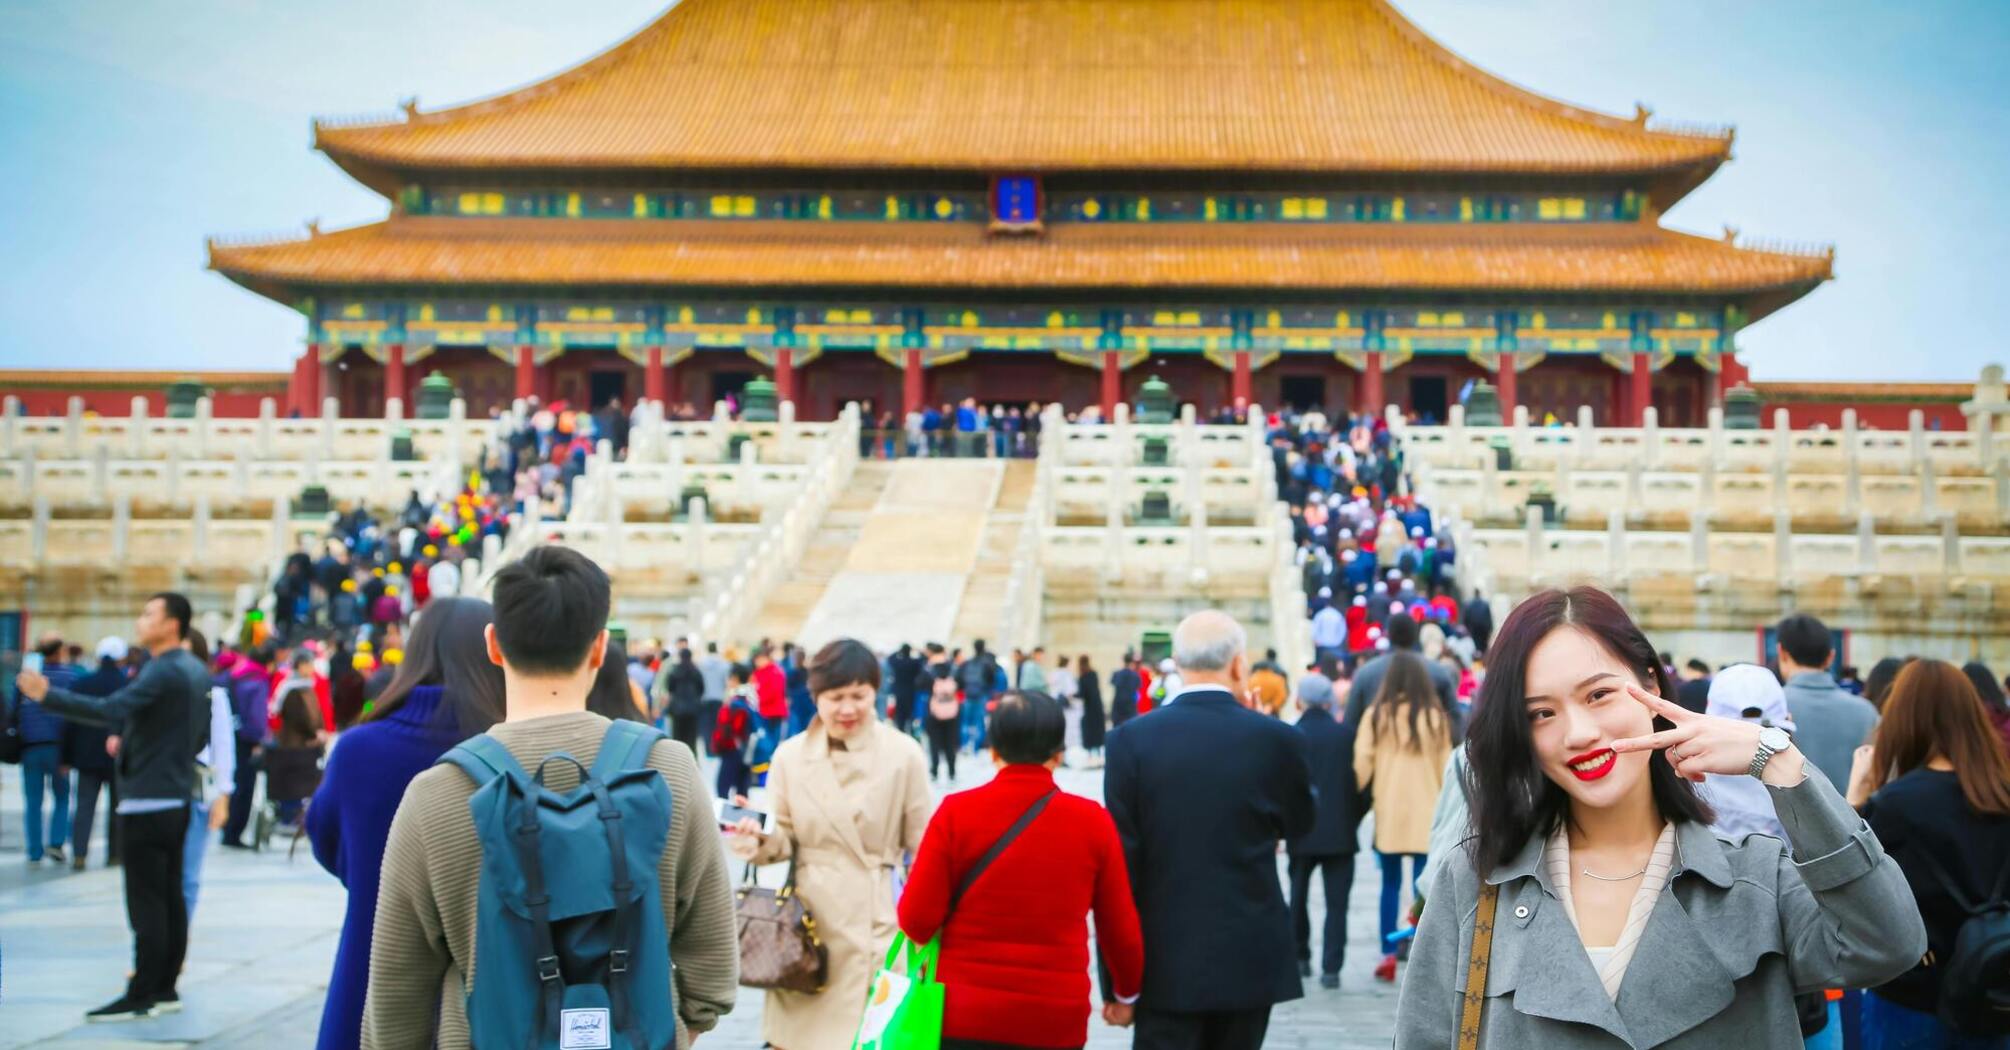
[1632,103,1653,126]
[306,217,322,237]
[1720,225,1738,245]
[400,97,420,120]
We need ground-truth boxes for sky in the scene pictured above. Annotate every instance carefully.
[1,0,2004,382]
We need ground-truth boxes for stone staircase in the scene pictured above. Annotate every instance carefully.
[948,460,1038,647]
[748,460,893,643]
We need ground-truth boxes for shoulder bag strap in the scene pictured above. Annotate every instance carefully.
[1459,881,1500,1050]
[949,788,1057,912]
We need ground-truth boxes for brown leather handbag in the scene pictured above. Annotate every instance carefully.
[736,854,828,993]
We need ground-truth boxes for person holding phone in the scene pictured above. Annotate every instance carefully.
[727,638,931,1050]
[15,593,211,1023]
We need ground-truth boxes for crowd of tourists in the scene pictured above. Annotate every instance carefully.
[14,541,2010,1049]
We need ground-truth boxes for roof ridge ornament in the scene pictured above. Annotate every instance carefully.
[1720,225,1738,246]
[401,97,420,121]
[1632,103,1654,127]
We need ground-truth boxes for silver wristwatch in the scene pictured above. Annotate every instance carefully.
[1748,725,1793,779]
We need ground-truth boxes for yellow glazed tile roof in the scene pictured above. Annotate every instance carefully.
[210,217,1829,301]
[314,0,1731,176]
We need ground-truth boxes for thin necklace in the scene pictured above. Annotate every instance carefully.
[1580,865,1648,882]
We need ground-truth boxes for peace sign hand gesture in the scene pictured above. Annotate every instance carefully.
[1610,683,1807,787]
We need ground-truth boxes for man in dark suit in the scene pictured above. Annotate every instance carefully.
[1104,611,1316,1050]
[1462,589,1494,655]
[1288,672,1367,989]
[1109,653,1141,727]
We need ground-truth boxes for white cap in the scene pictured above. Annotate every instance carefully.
[96,636,129,662]
[1375,638,1392,651]
[1353,596,1367,607]
[1159,658,1176,673]
[1411,526,1425,537]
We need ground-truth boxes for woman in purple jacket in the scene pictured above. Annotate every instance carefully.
[306,597,504,1050]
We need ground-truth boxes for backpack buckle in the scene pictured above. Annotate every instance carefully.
[609,949,629,974]
[537,955,562,982]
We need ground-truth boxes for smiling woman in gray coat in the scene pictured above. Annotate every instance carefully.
[1395,588,1925,1049]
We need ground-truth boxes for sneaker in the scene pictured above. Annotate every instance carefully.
[71,857,86,872]
[85,996,157,1023]
[45,845,67,864]
[1373,954,1398,983]
[151,992,182,1014]
[1319,973,1341,990]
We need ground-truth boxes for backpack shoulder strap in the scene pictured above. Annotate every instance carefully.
[590,719,667,781]
[1905,844,1985,916]
[438,734,528,788]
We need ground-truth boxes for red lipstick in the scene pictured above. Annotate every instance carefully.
[1565,748,1617,781]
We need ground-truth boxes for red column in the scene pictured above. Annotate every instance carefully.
[1100,351,1121,420]
[515,345,537,402]
[1717,350,1744,405]
[384,343,407,414]
[1360,350,1385,415]
[299,345,321,415]
[903,349,924,417]
[644,346,666,406]
[1631,351,1652,426]
[1231,351,1252,410]
[775,348,796,407]
[1496,353,1517,419]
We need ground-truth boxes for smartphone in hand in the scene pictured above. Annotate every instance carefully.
[715,797,775,835]
[21,652,43,676]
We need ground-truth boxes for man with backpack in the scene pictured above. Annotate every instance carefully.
[362,546,737,1049]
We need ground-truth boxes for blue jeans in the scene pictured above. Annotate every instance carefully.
[961,693,990,751]
[183,800,211,918]
[1861,991,2010,1049]
[21,744,70,860]
[1377,850,1426,951]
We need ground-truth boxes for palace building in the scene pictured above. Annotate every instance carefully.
[209,0,1832,425]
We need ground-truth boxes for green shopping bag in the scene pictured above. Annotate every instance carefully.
[850,932,944,1050]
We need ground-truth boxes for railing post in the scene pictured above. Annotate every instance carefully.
[1510,404,1530,465]
[0,395,18,458]
[1447,403,1466,455]
[270,492,290,565]
[1842,408,1862,517]
[689,498,709,575]
[194,396,213,459]
[1919,455,1938,522]
[257,397,276,459]
[91,444,111,504]
[320,396,339,461]
[1689,508,1711,577]
[129,396,149,459]
[385,397,404,423]
[1856,511,1878,578]
[1908,408,1926,472]
[165,444,182,505]
[1575,405,1595,468]
[18,448,34,502]
[111,491,131,565]
[1606,507,1627,582]
[1641,406,1659,469]
[1942,513,1962,577]
[192,494,211,561]
[1112,403,1132,466]
[65,396,84,458]
[31,495,50,562]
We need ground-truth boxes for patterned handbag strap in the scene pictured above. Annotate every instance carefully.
[1459,881,1501,1050]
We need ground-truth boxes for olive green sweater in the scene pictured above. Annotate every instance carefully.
[361,712,738,1049]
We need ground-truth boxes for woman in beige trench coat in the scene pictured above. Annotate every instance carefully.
[730,639,932,1050]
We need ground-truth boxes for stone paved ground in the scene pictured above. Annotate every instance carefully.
[0,747,1403,1049]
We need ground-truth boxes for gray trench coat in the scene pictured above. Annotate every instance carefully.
[1394,769,1926,1049]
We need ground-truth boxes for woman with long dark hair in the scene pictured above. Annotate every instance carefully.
[1354,650,1454,982]
[1851,659,2010,1046]
[1077,653,1107,767]
[306,597,505,1050]
[1960,660,2010,755]
[1864,655,1914,712]
[1394,587,1924,1049]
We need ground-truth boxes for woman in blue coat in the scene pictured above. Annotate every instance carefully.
[305,597,504,1050]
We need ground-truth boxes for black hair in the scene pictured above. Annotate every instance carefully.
[989,690,1065,765]
[367,596,505,736]
[808,638,881,696]
[587,640,645,722]
[1387,613,1420,649]
[1963,661,2010,722]
[1464,587,1712,876]
[1775,613,1832,670]
[35,636,62,658]
[1684,658,1712,675]
[1865,656,1915,712]
[186,629,210,664]
[150,592,193,640]
[490,546,611,675]
[248,642,277,668]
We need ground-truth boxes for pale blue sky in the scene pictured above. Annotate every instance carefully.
[1,0,2004,381]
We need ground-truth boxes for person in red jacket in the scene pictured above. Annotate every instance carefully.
[751,647,787,734]
[899,691,1144,1050]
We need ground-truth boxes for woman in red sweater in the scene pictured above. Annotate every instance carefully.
[898,691,1145,1050]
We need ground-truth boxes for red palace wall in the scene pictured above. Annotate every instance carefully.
[1760,398,1967,431]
